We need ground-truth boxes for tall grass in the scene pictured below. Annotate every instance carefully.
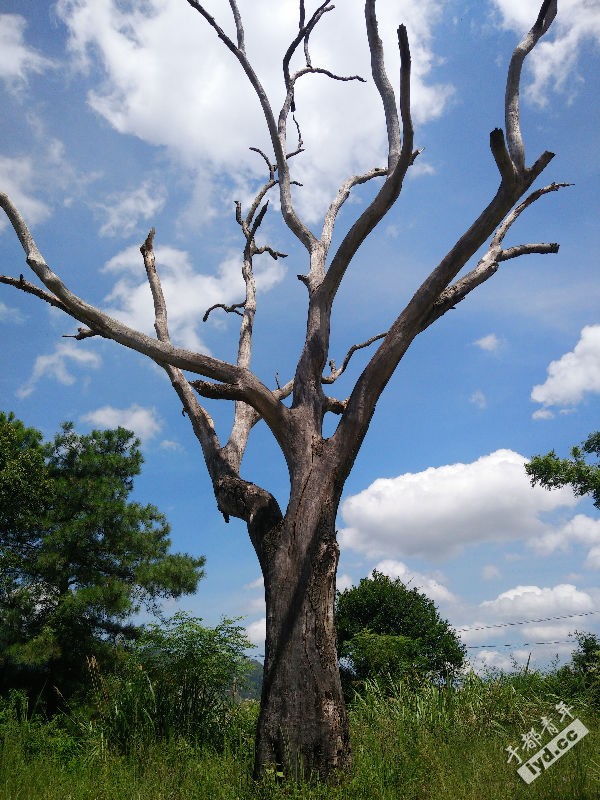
[1,671,598,800]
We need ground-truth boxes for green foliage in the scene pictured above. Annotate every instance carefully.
[0,414,205,707]
[88,612,254,751]
[556,631,600,708]
[526,431,600,508]
[340,630,427,686]
[335,571,465,692]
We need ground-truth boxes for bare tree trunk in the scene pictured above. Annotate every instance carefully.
[252,466,350,779]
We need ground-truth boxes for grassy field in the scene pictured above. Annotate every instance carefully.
[1,672,598,800]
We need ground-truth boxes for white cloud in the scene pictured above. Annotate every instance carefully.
[339,449,577,560]
[246,616,266,647]
[102,243,285,351]
[469,390,487,409]
[97,180,167,238]
[474,333,501,352]
[462,581,595,672]
[244,576,264,591]
[159,439,183,452]
[0,14,54,91]
[336,573,354,593]
[480,583,594,618]
[55,0,453,223]
[528,514,600,569]
[0,156,51,232]
[80,403,162,441]
[492,0,600,106]
[17,341,101,397]
[0,301,24,323]
[531,325,600,410]
[532,408,554,420]
[374,559,457,604]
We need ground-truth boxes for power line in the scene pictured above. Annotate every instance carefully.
[457,610,599,633]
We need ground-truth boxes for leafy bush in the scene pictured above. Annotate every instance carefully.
[88,612,254,751]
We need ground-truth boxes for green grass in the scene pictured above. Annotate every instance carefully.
[0,673,598,800]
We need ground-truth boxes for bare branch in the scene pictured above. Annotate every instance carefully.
[186,1,315,252]
[491,182,572,249]
[191,379,249,402]
[228,0,245,53]
[0,273,69,314]
[416,184,570,331]
[0,191,291,443]
[283,1,333,111]
[505,0,557,173]
[250,146,275,178]
[365,0,401,171]
[323,331,387,384]
[63,327,97,340]
[203,302,245,322]
[499,242,559,261]
[320,167,388,248]
[321,19,414,305]
[324,396,347,415]
[490,127,517,186]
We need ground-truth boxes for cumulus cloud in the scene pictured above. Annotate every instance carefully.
[531,325,600,411]
[97,180,167,238]
[461,582,595,671]
[55,0,452,223]
[339,449,577,560]
[480,583,594,618]
[102,243,285,351]
[17,342,101,398]
[0,14,54,91]
[80,403,162,441]
[0,156,51,232]
[492,0,600,106]
[374,559,457,604]
[528,514,600,569]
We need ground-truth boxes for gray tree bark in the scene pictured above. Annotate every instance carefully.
[1,0,565,781]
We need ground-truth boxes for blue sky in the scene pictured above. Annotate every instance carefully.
[1,0,599,672]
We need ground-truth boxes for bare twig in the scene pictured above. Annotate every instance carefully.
[0,274,69,314]
[63,327,97,340]
[203,302,246,322]
[491,182,572,249]
[323,331,387,384]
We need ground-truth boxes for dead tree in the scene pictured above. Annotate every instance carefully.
[1,0,566,781]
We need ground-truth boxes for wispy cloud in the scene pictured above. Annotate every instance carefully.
[97,179,167,238]
[0,14,55,92]
[0,301,24,324]
[17,342,101,398]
